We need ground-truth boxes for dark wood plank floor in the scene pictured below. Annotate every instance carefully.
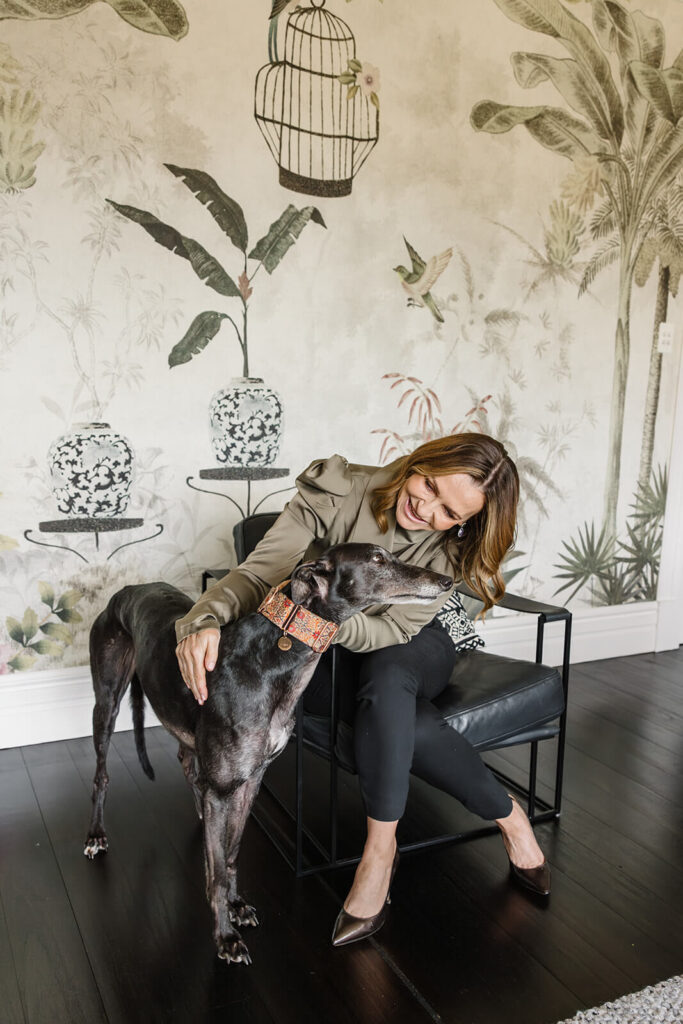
[1,647,682,1024]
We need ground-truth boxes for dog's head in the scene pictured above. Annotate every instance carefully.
[290,543,452,623]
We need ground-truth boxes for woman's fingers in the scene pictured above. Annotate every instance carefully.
[176,629,220,705]
[205,630,219,673]
[175,638,199,701]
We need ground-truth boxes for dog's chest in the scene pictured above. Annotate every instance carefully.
[266,721,290,759]
[264,655,320,758]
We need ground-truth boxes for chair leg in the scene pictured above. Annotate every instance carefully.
[553,615,572,816]
[528,741,538,819]
[295,698,304,876]
[329,647,339,865]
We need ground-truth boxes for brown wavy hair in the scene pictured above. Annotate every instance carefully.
[370,433,519,613]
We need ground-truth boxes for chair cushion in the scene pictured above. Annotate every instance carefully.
[433,650,565,752]
[301,648,565,772]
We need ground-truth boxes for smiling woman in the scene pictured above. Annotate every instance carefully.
[396,473,485,532]
[175,434,549,948]
[371,433,519,612]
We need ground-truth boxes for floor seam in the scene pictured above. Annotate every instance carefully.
[19,745,110,1024]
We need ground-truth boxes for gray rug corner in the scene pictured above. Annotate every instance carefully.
[555,975,683,1024]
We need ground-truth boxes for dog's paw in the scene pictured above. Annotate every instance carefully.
[217,937,252,965]
[84,835,108,859]
[230,900,259,928]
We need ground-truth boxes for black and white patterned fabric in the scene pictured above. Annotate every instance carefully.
[435,590,485,651]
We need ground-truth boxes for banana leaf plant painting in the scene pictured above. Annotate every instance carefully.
[108,165,326,466]
[471,0,683,542]
[107,164,326,378]
[0,0,188,39]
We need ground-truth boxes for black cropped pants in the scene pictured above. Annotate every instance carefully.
[303,620,512,823]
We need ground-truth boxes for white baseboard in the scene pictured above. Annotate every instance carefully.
[479,600,660,667]
[654,597,683,652]
[0,601,665,750]
[0,665,160,750]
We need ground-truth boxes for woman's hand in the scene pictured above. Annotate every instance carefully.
[175,628,220,705]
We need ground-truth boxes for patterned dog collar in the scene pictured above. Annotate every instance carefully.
[257,580,339,654]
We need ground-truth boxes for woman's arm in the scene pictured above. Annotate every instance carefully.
[175,454,355,643]
[334,583,455,653]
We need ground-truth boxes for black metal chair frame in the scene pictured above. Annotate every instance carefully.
[206,513,572,879]
[253,605,571,878]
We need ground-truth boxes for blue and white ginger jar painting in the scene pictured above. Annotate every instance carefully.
[47,423,135,518]
[209,378,283,466]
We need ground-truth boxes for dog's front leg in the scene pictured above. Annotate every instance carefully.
[203,773,262,965]
[177,744,203,820]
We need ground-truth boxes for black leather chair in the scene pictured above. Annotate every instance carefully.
[203,511,571,877]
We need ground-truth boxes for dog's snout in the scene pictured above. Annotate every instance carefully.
[438,575,452,591]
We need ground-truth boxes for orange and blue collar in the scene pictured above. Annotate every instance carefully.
[257,581,339,654]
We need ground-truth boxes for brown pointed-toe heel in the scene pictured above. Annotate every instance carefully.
[501,795,551,897]
[332,848,400,947]
[507,857,551,897]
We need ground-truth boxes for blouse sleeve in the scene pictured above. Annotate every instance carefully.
[174,455,354,643]
[333,585,455,653]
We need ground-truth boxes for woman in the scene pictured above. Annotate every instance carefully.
[175,434,550,947]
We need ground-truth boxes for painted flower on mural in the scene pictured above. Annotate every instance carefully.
[338,58,380,109]
[4,582,83,672]
[238,271,253,302]
[359,62,380,100]
[560,155,603,215]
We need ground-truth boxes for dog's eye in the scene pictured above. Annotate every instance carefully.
[371,552,384,564]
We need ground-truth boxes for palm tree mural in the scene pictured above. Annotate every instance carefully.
[553,464,667,604]
[633,177,683,493]
[471,0,683,539]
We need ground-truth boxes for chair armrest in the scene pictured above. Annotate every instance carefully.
[455,583,569,621]
[455,582,572,687]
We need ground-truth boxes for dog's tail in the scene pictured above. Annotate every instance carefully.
[130,674,155,781]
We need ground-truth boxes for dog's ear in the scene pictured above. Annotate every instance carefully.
[291,559,331,605]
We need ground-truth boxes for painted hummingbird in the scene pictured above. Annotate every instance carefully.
[394,237,453,323]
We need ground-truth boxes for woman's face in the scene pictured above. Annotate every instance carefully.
[395,472,485,533]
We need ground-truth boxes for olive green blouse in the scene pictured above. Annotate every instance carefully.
[174,454,458,653]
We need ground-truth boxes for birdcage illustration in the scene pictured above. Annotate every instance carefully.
[254,0,379,198]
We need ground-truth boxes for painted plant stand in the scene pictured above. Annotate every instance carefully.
[24,518,164,564]
[186,467,293,519]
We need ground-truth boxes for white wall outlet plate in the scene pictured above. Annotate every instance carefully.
[658,322,675,354]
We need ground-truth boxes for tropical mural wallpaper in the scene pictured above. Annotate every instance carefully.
[0,0,681,680]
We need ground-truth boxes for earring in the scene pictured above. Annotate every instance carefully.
[457,522,466,539]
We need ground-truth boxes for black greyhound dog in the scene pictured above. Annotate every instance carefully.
[84,542,452,964]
